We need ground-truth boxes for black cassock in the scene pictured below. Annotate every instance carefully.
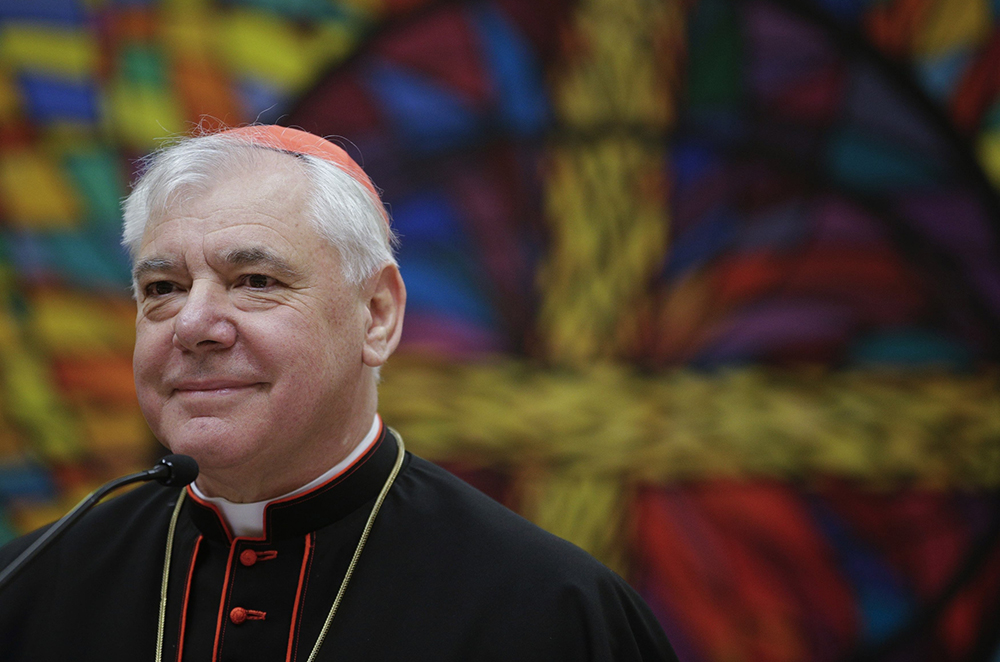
[0,426,677,661]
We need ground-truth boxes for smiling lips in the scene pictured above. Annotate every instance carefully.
[172,380,261,396]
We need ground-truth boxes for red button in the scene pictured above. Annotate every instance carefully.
[230,607,247,625]
[239,550,257,567]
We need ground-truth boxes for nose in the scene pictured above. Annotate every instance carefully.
[172,280,237,351]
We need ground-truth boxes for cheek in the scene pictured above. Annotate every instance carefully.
[133,328,159,385]
[133,326,168,415]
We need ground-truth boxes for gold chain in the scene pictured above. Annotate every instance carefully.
[156,433,406,662]
[156,489,188,662]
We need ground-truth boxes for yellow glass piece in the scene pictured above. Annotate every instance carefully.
[12,503,74,536]
[0,24,98,78]
[0,69,20,124]
[978,129,1000,188]
[217,10,322,92]
[0,423,21,458]
[29,291,136,355]
[0,347,80,460]
[553,6,673,126]
[379,359,1000,488]
[106,81,186,149]
[0,308,25,460]
[37,123,102,152]
[75,406,150,453]
[0,150,81,228]
[519,468,631,576]
[305,21,357,65]
[539,140,669,364]
[0,275,80,461]
[914,0,991,56]
[162,0,212,12]
[539,0,675,365]
[162,4,216,60]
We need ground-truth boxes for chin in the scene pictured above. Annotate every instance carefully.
[161,423,260,474]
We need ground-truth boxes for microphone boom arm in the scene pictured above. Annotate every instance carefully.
[0,456,197,594]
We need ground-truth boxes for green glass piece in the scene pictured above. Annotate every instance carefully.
[984,98,1000,128]
[232,0,368,22]
[46,230,132,290]
[119,45,167,87]
[687,0,743,108]
[63,150,127,230]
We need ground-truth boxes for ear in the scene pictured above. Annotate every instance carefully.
[362,263,406,368]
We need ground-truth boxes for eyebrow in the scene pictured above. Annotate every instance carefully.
[131,247,300,284]
[223,247,300,281]
[132,257,177,284]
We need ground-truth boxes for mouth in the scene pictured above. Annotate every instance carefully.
[171,380,262,397]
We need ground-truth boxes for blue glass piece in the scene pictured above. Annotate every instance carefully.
[672,141,718,189]
[108,0,160,7]
[848,329,972,369]
[827,128,940,192]
[0,462,56,502]
[5,231,50,283]
[915,49,972,103]
[855,566,916,643]
[6,231,130,290]
[237,79,291,125]
[391,192,497,325]
[0,0,84,23]
[809,498,914,645]
[391,192,465,243]
[686,107,748,145]
[0,513,14,546]
[366,61,482,155]
[398,256,498,326]
[664,207,737,277]
[472,4,550,137]
[19,75,99,124]
[813,0,868,20]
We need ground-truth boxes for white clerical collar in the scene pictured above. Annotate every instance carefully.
[190,413,382,538]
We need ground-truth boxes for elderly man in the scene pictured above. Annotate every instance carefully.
[0,126,676,661]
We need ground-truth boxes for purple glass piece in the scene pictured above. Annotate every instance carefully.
[895,192,996,258]
[845,65,951,160]
[698,300,855,362]
[745,1,836,98]
[812,196,891,245]
[400,312,508,356]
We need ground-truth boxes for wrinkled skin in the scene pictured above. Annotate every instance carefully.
[132,152,404,502]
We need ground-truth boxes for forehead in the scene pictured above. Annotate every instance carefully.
[138,153,327,260]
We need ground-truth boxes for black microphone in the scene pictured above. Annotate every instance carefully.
[0,454,199,593]
[147,454,200,487]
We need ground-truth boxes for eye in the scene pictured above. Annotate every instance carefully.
[241,274,275,289]
[144,281,176,297]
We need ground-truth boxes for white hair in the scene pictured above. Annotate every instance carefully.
[121,132,397,285]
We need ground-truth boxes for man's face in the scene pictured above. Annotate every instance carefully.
[132,154,375,499]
